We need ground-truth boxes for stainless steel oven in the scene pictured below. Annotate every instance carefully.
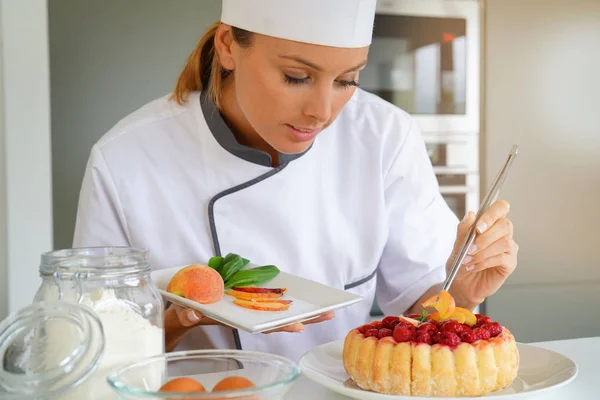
[361,0,482,134]
[425,134,479,219]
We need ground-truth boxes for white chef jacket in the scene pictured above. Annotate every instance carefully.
[73,88,458,362]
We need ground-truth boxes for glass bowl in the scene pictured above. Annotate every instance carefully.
[106,349,300,399]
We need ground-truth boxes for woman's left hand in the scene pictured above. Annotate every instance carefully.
[446,200,519,308]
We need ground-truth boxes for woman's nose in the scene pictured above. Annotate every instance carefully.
[303,87,333,124]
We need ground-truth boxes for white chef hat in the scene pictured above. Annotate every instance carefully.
[220,0,377,48]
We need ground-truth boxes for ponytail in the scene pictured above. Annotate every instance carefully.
[171,22,254,110]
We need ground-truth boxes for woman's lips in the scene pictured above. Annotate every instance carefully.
[286,124,321,141]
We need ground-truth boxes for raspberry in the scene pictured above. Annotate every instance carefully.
[458,327,473,336]
[382,316,400,330]
[357,325,369,334]
[370,321,383,330]
[438,331,461,347]
[392,326,414,343]
[460,330,478,344]
[386,319,400,330]
[406,314,421,319]
[482,322,503,337]
[417,321,437,334]
[365,329,379,338]
[475,314,492,327]
[414,332,433,345]
[397,321,417,331]
[382,316,400,325]
[439,320,466,334]
[474,327,491,341]
[378,328,393,339]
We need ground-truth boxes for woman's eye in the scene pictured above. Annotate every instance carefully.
[284,74,359,89]
[284,75,309,85]
[337,79,359,89]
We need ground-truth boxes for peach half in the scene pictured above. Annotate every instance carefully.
[212,376,256,392]
[166,264,224,304]
[159,376,206,393]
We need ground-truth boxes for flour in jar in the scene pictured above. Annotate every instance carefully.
[45,288,164,399]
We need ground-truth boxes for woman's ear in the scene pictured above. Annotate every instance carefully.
[214,23,236,71]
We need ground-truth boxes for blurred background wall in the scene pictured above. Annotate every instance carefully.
[0,0,53,318]
[482,0,600,342]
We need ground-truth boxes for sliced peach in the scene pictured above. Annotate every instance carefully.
[225,290,283,300]
[427,311,443,322]
[272,299,293,305]
[226,293,292,304]
[421,290,456,319]
[421,294,437,308]
[232,286,286,294]
[230,297,288,304]
[451,307,477,326]
[240,297,291,305]
[399,316,420,327]
[448,311,466,324]
[233,299,290,311]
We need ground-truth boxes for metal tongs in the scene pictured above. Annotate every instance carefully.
[440,145,520,296]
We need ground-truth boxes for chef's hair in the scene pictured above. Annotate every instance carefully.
[171,22,254,109]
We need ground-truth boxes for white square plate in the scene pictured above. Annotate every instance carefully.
[151,265,363,334]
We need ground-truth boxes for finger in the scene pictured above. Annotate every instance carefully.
[472,218,513,254]
[262,323,305,334]
[173,305,203,327]
[466,237,516,267]
[466,239,518,273]
[452,211,477,255]
[302,311,336,325]
[467,251,517,274]
[475,200,510,234]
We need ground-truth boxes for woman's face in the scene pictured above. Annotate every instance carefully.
[216,25,370,155]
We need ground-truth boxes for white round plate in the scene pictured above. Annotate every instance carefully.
[299,340,577,399]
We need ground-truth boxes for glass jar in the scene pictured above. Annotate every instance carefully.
[0,301,105,399]
[33,247,165,399]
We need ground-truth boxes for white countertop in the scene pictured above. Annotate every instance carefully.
[286,336,598,400]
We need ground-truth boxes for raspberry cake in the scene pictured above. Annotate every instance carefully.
[342,291,519,397]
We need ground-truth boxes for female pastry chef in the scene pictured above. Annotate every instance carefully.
[73,0,518,361]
